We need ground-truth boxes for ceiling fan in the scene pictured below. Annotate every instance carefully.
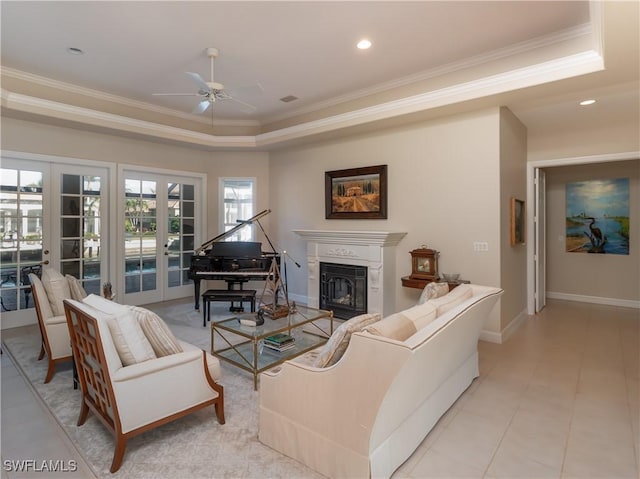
[153,47,257,115]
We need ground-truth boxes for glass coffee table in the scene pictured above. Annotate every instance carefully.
[211,305,333,390]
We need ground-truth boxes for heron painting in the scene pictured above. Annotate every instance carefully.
[566,178,629,254]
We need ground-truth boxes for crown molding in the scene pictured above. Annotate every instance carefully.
[1,46,604,150]
[1,89,257,149]
[256,50,604,146]
[0,66,261,128]
[267,22,595,123]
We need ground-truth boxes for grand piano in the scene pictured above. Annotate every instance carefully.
[188,209,278,310]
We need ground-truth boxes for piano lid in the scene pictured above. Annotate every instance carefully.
[195,209,271,254]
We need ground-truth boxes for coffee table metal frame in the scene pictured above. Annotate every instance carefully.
[211,305,333,390]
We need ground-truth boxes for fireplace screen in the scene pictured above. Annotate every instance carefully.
[320,262,367,319]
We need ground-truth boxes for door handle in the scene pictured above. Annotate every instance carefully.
[41,260,50,265]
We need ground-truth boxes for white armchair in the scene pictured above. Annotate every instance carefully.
[29,272,73,383]
[63,297,225,473]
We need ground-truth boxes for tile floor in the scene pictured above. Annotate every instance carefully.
[1,299,638,478]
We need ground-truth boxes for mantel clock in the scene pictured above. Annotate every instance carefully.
[409,247,439,281]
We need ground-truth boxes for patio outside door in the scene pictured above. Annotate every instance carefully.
[123,171,201,305]
[1,156,109,328]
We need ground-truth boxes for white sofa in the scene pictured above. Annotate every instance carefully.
[259,284,503,478]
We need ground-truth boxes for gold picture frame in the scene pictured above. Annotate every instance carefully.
[325,165,387,219]
[510,198,525,246]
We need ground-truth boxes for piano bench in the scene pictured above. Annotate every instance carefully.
[202,289,257,327]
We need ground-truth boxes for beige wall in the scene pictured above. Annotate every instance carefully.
[269,108,509,332]
[545,160,639,301]
[499,107,528,330]
[3,109,530,337]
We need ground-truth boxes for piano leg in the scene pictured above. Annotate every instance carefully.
[194,278,201,310]
[226,279,248,312]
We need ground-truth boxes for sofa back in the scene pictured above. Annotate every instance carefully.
[368,285,502,452]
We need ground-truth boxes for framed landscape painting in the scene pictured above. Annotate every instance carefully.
[325,165,387,219]
[565,177,629,254]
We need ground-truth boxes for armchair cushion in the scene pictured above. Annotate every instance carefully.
[83,295,156,366]
[65,275,87,301]
[126,306,183,357]
[312,313,381,368]
[41,269,71,316]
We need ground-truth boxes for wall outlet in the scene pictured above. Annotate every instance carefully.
[473,242,489,252]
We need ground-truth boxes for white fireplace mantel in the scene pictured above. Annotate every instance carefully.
[293,230,407,317]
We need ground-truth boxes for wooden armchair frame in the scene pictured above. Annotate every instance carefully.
[64,299,225,473]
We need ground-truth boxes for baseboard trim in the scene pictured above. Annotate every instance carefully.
[480,308,528,344]
[547,291,640,309]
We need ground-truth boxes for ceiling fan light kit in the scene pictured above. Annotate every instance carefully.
[153,47,256,117]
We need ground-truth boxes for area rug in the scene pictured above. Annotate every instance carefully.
[2,299,324,479]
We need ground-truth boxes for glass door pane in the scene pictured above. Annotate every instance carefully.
[124,179,158,295]
[166,182,195,290]
[0,168,44,312]
[60,174,102,295]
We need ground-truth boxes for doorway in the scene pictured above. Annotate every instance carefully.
[526,151,639,315]
[1,154,111,328]
[121,168,204,305]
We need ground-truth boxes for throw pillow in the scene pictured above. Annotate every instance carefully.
[106,310,157,366]
[41,269,72,316]
[312,313,381,368]
[65,275,88,301]
[126,305,183,357]
[418,282,449,305]
[428,284,473,315]
[82,294,157,366]
[365,312,417,341]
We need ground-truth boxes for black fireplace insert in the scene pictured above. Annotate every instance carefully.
[319,262,367,319]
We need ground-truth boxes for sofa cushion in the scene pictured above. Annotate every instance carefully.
[418,282,449,305]
[365,312,417,341]
[401,301,438,330]
[83,295,156,366]
[65,275,88,301]
[428,284,473,315]
[126,305,183,357]
[312,313,381,368]
[41,269,71,316]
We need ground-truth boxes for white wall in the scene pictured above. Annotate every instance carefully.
[269,108,505,332]
[545,160,639,303]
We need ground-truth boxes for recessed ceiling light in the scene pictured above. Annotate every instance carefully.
[67,47,84,55]
[357,39,372,50]
[579,99,596,106]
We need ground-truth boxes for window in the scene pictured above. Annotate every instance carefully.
[220,178,255,241]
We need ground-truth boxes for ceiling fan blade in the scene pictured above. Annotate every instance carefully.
[229,96,257,113]
[152,93,201,96]
[192,100,210,114]
[226,82,265,98]
[185,72,211,92]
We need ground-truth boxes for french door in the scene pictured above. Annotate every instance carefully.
[122,170,202,305]
[1,155,110,328]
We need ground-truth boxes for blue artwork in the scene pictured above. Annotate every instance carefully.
[566,178,629,254]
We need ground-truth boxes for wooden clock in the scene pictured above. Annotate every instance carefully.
[409,247,439,281]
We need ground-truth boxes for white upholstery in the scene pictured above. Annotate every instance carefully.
[259,284,503,479]
[63,298,225,473]
[29,273,72,360]
[41,268,72,316]
[64,298,224,434]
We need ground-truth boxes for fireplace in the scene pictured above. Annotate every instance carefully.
[320,263,367,319]
[293,230,407,317]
